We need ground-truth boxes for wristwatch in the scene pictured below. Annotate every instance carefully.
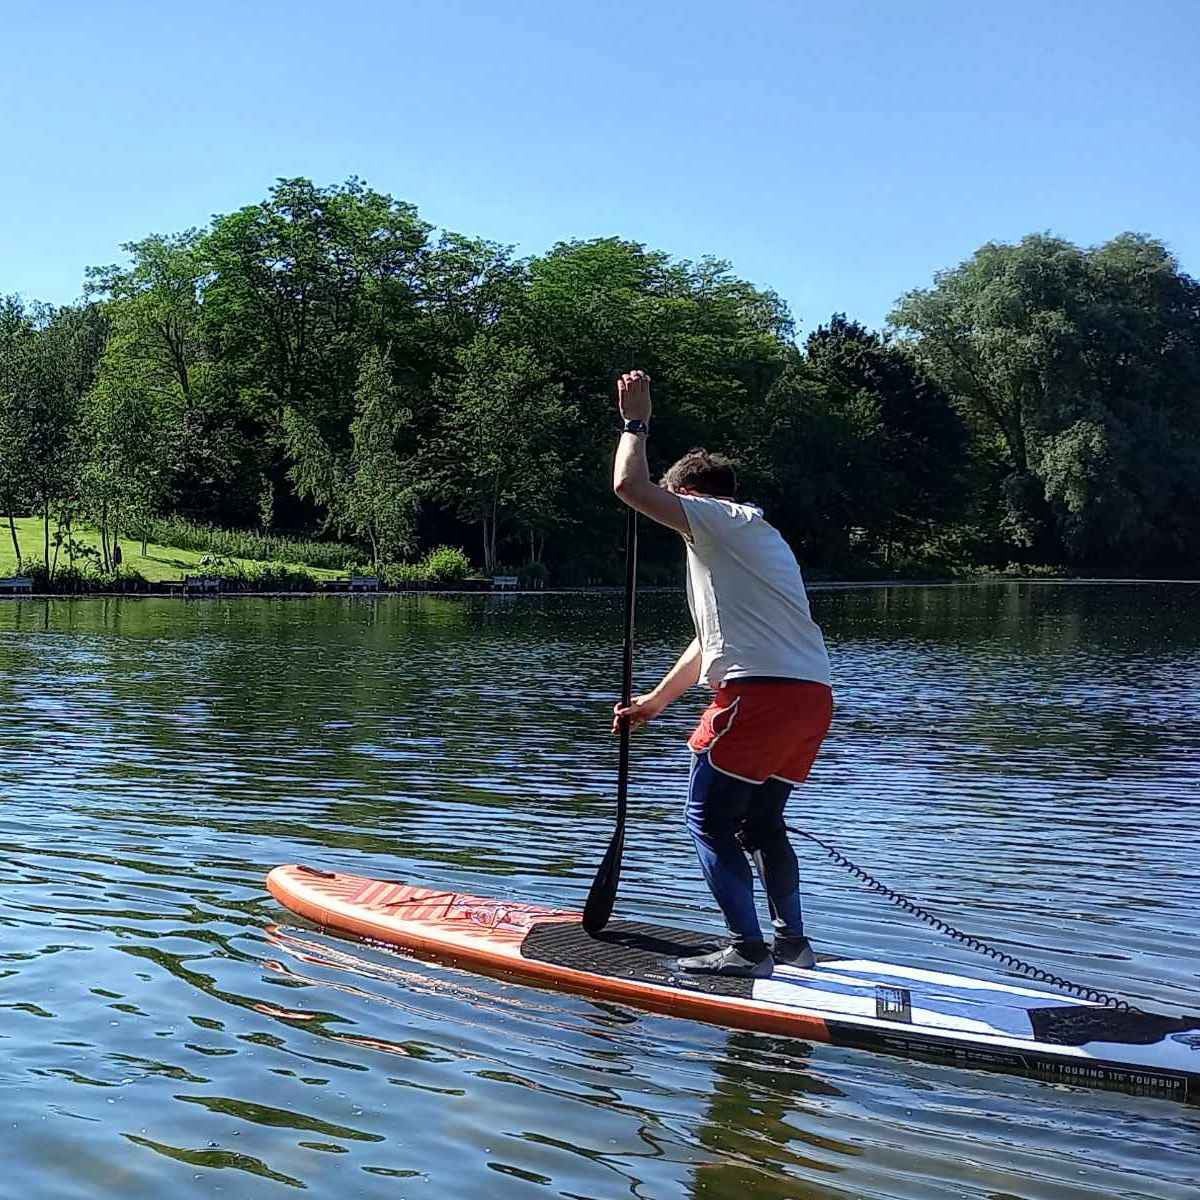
[622,418,650,436]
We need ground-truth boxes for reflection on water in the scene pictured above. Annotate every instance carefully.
[1,584,1198,1198]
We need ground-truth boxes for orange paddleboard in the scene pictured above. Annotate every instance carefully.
[267,864,1200,1103]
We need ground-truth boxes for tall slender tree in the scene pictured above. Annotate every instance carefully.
[431,334,571,574]
[341,347,419,564]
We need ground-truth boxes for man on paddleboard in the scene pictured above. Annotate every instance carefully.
[611,370,833,978]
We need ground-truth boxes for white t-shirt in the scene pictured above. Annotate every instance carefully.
[677,495,831,688]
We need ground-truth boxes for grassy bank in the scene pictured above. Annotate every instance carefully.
[0,517,342,584]
[145,517,360,571]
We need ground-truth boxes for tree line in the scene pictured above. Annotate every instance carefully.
[2,176,1197,584]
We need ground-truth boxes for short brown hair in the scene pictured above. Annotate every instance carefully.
[660,448,737,497]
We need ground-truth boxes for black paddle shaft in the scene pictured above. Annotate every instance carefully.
[582,505,638,933]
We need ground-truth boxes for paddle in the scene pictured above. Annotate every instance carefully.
[582,503,638,934]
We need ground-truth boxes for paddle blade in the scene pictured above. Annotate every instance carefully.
[581,820,624,933]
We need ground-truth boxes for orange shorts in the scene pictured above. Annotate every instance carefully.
[688,678,833,785]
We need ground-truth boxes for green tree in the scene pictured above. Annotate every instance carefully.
[740,355,874,565]
[0,296,36,567]
[79,372,173,567]
[87,232,209,403]
[200,178,432,520]
[738,319,967,568]
[0,302,106,576]
[86,231,230,527]
[524,238,791,450]
[519,239,792,571]
[892,233,1200,565]
[84,234,215,556]
[431,334,572,573]
[340,347,419,563]
[804,315,968,554]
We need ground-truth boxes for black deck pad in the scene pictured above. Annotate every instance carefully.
[1029,1004,1200,1047]
[521,919,759,998]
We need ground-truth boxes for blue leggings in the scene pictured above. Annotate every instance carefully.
[685,751,805,953]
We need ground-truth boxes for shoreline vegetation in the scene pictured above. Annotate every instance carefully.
[4,506,1194,598]
[4,577,1196,601]
[3,177,1198,594]
[1,523,1194,602]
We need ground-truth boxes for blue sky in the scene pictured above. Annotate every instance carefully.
[1,0,1196,333]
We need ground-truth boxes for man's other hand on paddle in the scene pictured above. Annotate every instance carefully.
[612,693,666,733]
[610,638,702,734]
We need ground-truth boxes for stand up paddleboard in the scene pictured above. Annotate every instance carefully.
[266,865,1200,1103]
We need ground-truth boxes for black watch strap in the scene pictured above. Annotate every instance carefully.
[622,418,650,435]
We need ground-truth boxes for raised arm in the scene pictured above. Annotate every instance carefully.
[612,371,691,536]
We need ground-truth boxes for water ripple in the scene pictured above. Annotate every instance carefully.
[0,584,1197,1198]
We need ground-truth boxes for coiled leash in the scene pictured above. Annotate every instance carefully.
[785,823,1136,1012]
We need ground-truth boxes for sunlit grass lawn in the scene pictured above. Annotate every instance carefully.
[0,516,342,583]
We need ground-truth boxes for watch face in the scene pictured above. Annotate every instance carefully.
[624,419,648,434]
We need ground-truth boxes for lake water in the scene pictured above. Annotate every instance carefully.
[1,583,1198,1199]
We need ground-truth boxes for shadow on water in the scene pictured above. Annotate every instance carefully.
[1,583,1198,1197]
